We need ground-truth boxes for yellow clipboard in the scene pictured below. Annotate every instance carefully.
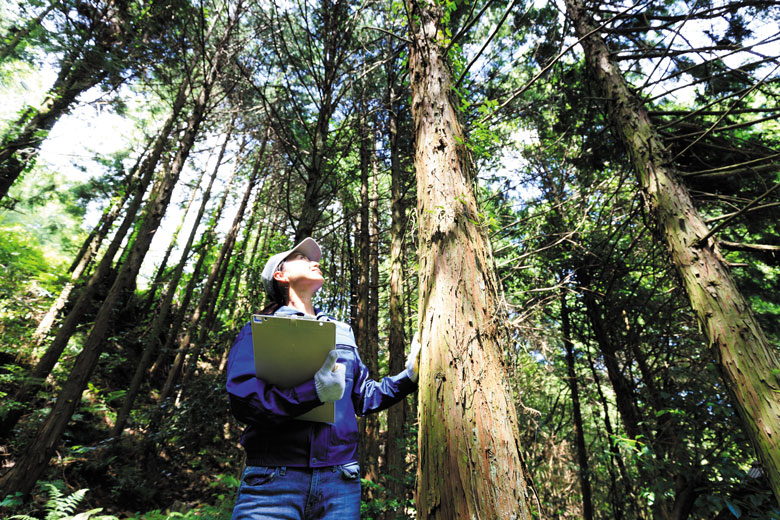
[250,315,336,423]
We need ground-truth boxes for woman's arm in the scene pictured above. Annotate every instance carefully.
[351,349,418,416]
[226,323,322,428]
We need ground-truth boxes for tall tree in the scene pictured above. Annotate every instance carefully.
[0,4,238,494]
[0,77,190,439]
[383,36,411,508]
[561,291,594,520]
[109,122,234,438]
[242,0,368,240]
[0,0,188,205]
[405,0,533,517]
[565,0,780,503]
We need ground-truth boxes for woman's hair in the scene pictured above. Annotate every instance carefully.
[258,260,288,315]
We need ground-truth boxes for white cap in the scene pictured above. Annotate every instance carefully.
[261,237,322,299]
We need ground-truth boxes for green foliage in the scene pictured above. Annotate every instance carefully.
[1,0,778,517]
[360,479,407,520]
[9,483,118,520]
[119,473,238,520]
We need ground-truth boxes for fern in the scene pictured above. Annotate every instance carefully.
[9,484,118,520]
[44,485,88,520]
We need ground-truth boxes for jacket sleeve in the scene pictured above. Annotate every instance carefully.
[351,349,418,417]
[226,322,322,428]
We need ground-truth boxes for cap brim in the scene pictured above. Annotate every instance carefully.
[261,237,322,298]
[287,237,321,263]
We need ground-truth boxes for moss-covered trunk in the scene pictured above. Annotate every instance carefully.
[406,0,532,517]
[565,0,780,503]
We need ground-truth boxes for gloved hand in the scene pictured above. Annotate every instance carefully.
[314,350,346,403]
[405,334,421,383]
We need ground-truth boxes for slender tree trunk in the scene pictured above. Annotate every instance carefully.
[561,292,594,520]
[566,0,780,502]
[356,104,381,485]
[584,338,630,520]
[147,146,242,384]
[0,1,56,61]
[31,146,151,345]
[384,59,408,510]
[349,210,359,332]
[230,184,266,320]
[356,123,373,480]
[220,142,270,326]
[0,25,229,490]
[143,162,207,312]
[165,148,265,400]
[579,275,643,442]
[0,49,107,203]
[406,0,532,517]
[184,139,267,377]
[246,201,275,309]
[0,81,189,438]
[294,69,333,242]
[367,143,382,484]
[110,127,232,438]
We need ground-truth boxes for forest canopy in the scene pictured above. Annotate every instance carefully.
[1,0,779,518]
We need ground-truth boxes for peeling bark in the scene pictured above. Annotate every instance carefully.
[406,0,532,517]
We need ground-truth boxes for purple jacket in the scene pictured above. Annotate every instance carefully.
[226,305,417,468]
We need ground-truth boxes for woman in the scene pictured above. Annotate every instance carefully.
[227,237,420,520]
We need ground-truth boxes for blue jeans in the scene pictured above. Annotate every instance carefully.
[231,463,361,520]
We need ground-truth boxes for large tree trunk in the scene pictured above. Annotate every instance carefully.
[406,1,532,517]
[565,0,780,503]
[0,38,222,494]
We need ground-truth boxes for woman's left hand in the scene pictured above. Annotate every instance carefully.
[405,334,421,383]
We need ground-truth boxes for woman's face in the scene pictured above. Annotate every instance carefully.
[274,252,324,295]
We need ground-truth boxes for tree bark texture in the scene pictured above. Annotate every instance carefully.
[406,1,532,517]
[565,0,780,503]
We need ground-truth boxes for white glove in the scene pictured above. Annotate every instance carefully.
[405,334,421,383]
[314,350,346,402]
